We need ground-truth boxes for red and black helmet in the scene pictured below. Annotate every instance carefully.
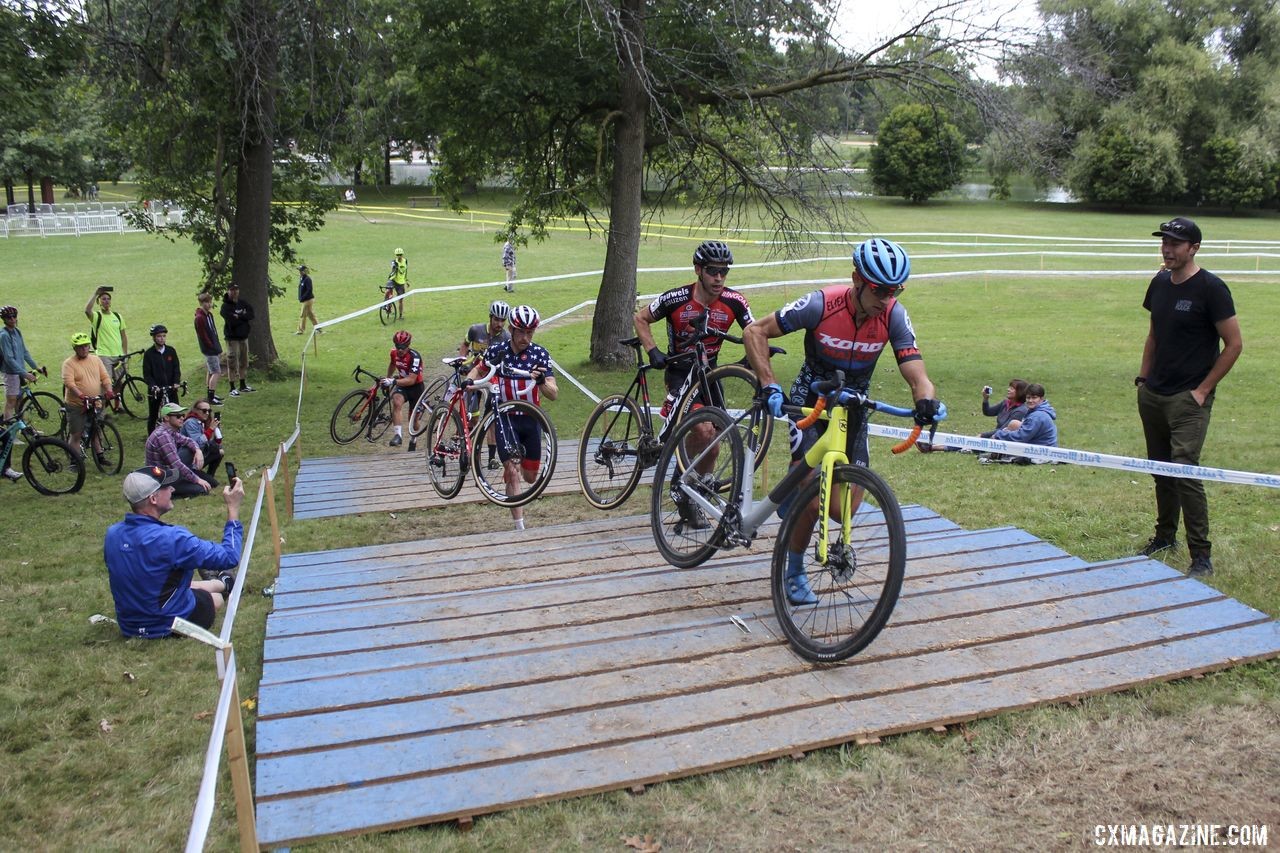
[392,330,412,347]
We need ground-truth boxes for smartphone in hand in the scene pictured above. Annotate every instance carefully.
[224,462,238,486]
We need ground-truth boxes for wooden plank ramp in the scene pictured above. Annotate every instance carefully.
[293,440,588,519]
[255,508,1280,847]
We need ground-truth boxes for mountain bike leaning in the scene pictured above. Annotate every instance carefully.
[14,367,66,439]
[0,414,84,495]
[329,366,396,444]
[424,359,557,508]
[576,315,782,511]
[650,371,945,663]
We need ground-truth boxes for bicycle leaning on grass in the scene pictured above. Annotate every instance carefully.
[74,395,125,475]
[14,367,66,438]
[424,360,557,508]
[0,414,84,495]
[329,365,397,444]
[650,370,945,663]
[576,317,783,511]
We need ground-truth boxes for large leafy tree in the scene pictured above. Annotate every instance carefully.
[85,0,374,365]
[397,0,1006,365]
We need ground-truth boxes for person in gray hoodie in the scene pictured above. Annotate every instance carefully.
[986,383,1057,464]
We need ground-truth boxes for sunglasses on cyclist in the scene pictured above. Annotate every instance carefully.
[702,266,731,278]
[865,281,904,298]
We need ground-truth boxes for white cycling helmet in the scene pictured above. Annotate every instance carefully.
[509,305,540,331]
[489,300,511,320]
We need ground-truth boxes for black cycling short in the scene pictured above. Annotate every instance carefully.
[188,589,216,629]
[394,381,424,407]
[495,410,543,471]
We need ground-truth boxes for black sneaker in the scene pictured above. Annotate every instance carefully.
[210,395,225,405]
[218,572,236,594]
[1138,537,1176,557]
[388,434,402,448]
[673,493,710,532]
[1187,554,1214,577]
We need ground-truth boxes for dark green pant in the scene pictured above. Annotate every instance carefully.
[1137,385,1214,555]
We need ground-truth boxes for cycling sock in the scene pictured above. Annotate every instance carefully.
[394,425,402,437]
[787,550,805,576]
[207,389,215,403]
[514,518,526,531]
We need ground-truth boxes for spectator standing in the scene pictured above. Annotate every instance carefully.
[1,305,41,420]
[296,265,320,335]
[220,284,255,397]
[141,324,182,435]
[388,248,408,319]
[1135,217,1243,578]
[84,286,127,389]
[194,292,224,405]
[145,401,216,497]
[104,466,242,639]
[502,239,517,292]
[62,332,113,459]
[180,401,224,477]
[983,383,1058,464]
[344,187,356,203]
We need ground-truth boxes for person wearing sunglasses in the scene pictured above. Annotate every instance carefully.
[744,237,942,604]
[179,402,224,478]
[633,239,754,418]
[1135,217,1242,578]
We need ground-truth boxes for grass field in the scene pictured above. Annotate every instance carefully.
[1,188,1277,849]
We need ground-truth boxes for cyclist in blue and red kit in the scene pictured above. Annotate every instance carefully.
[633,239,754,416]
[469,305,558,531]
[744,237,943,604]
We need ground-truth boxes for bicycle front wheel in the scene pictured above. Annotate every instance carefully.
[770,463,906,663]
[649,407,742,569]
[92,419,124,474]
[24,436,85,495]
[409,378,446,438]
[472,401,557,508]
[425,405,467,499]
[18,391,66,439]
[117,377,148,419]
[675,363,773,476]
[578,394,648,510]
[379,300,396,325]
[330,389,371,444]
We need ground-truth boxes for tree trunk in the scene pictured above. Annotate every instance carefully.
[590,0,647,367]
[383,141,392,185]
[232,0,279,367]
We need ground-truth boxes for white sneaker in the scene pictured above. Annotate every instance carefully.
[229,389,240,397]
[2,468,20,482]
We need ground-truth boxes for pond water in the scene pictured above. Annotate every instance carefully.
[944,182,1075,203]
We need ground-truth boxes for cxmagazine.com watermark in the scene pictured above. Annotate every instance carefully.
[1094,824,1269,847]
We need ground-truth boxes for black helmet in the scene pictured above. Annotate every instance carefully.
[149,324,168,336]
[692,240,733,267]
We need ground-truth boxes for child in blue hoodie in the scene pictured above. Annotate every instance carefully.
[987,382,1057,464]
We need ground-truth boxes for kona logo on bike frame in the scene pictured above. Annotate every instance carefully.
[817,333,885,353]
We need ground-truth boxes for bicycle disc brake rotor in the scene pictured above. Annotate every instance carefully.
[820,538,859,584]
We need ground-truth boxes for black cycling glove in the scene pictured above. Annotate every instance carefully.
[913,398,940,427]
[647,347,667,369]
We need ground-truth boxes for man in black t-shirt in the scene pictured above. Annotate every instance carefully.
[1135,217,1243,578]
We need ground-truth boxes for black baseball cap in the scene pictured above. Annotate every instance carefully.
[1152,217,1202,244]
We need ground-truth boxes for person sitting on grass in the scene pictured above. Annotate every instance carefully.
[104,466,243,639]
[145,402,217,496]
[982,378,1030,437]
[982,383,1058,464]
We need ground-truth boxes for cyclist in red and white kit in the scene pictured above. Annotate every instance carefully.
[633,239,754,415]
[744,237,943,605]
[468,305,558,530]
[384,330,424,448]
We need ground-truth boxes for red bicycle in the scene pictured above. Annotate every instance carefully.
[329,366,396,444]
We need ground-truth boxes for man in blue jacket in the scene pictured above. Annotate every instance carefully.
[104,466,244,638]
[985,383,1057,464]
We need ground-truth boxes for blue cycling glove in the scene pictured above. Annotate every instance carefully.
[763,383,785,419]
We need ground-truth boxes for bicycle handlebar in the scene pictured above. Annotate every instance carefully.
[782,371,947,454]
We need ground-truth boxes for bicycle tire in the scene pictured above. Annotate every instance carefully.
[17,391,66,439]
[379,300,396,326]
[23,436,85,495]
[578,394,648,511]
[330,389,372,444]
[92,419,124,474]
[425,405,467,499]
[675,363,773,475]
[770,463,906,663]
[366,394,394,442]
[409,377,447,438]
[471,400,557,508]
[649,407,742,568]
[117,377,148,420]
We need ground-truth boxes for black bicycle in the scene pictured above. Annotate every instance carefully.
[330,366,397,444]
[14,368,65,439]
[111,349,152,419]
[576,319,781,511]
[75,396,124,474]
[0,415,84,495]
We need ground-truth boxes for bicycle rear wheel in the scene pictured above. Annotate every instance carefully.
[18,391,66,439]
[649,407,742,569]
[366,394,393,442]
[578,394,649,510]
[410,377,447,438]
[92,419,124,474]
[471,400,557,508]
[770,463,906,663]
[379,300,396,325]
[675,363,772,475]
[117,377,148,419]
[23,436,85,495]
[330,389,371,444]
[425,405,467,499]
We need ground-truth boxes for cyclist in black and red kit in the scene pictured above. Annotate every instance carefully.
[744,237,943,604]
[633,239,754,416]
[384,330,424,448]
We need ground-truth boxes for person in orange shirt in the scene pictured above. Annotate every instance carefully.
[61,332,113,459]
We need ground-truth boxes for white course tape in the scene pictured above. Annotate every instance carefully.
[869,425,1280,489]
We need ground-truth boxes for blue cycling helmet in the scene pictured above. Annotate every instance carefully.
[852,237,910,288]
